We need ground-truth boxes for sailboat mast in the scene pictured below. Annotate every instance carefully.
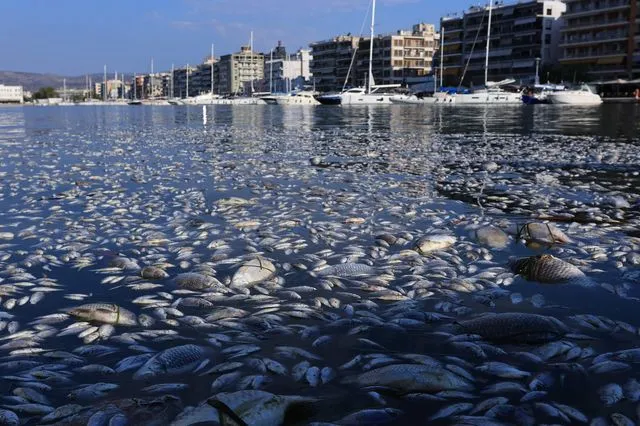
[250,31,254,95]
[440,27,444,90]
[186,64,190,98]
[63,78,66,102]
[103,65,107,102]
[151,58,154,99]
[484,0,492,87]
[367,0,376,94]
[211,43,215,96]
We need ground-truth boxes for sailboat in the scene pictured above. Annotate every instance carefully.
[318,0,409,105]
[59,78,75,106]
[451,1,522,104]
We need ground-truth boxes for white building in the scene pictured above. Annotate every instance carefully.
[265,49,313,93]
[0,85,24,103]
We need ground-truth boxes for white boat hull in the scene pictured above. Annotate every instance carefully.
[454,92,522,104]
[341,93,409,105]
[547,93,602,105]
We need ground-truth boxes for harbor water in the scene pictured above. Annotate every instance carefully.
[0,104,639,425]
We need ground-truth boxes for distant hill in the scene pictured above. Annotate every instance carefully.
[0,71,130,92]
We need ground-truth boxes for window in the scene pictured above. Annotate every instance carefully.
[546,8,552,15]
[545,35,551,44]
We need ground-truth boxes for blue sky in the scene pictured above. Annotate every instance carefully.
[0,0,473,75]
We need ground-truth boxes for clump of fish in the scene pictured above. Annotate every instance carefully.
[0,107,638,425]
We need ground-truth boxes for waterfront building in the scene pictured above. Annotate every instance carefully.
[173,66,198,98]
[264,44,313,93]
[0,84,24,103]
[216,45,264,95]
[559,0,640,80]
[310,23,439,92]
[355,23,440,87]
[310,35,361,93]
[440,0,566,87]
[143,73,170,98]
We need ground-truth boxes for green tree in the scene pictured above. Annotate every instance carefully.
[33,87,59,99]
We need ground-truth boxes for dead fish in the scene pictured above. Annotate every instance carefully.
[599,383,623,407]
[67,303,138,326]
[209,390,317,426]
[510,255,587,284]
[0,409,19,426]
[134,344,210,380]
[472,226,509,249]
[231,257,276,288]
[456,313,568,344]
[141,266,169,280]
[514,222,572,245]
[415,235,456,254]
[342,364,474,393]
[174,273,222,291]
[337,408,403,425]
[317,263,376,278]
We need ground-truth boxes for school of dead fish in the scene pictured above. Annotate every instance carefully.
[0,107,638,425]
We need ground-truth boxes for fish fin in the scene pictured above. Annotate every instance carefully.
[206,399,248,426]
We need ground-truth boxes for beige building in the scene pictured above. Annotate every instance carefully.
[310,35,361,92]
[310,23,439,92]
[560,0,639,80]
[217,45,264,95]
[0,84,23,103]
[356,23,439,87]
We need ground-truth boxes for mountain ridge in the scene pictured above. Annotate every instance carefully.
[0,71,133,92]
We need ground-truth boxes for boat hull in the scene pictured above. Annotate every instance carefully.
[316,95,342,105]
[547,93,602,105]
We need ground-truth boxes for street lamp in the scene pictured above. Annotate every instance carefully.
[535,57,541,85]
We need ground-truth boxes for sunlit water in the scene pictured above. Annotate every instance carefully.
[0,104,639,425]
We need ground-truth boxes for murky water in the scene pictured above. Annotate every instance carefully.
[0,104,639,425]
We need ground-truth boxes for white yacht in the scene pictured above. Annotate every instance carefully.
[339,85,409,105]
[547,84,602,105]
[317,0,410,106]
[390,92,455,104]
[454,80,523,104]
[274,91,320,105]
[453,1,523,105]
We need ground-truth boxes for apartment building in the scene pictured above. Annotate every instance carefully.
[310,35,361,93]
[440,0,566,87]
[0,84,23,103]
[559,0,639,80]
[264,46,313,92]
[217,45,264,95]
[173,66,198,98]
[355,23,440,87]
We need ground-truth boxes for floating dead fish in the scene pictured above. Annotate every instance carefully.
[456,313,569,343]
[471,226,509,249]
[342,364,474,394]
[316,263,377,278]
[415,235,456,254]
[174,273,222,291]
[510,255,588,284]
[133,344,211,380]
[231,257,276,288]
[208,390,318,426]
[67,303,138,326]
[141,266,169,280]
[513,222,572,245]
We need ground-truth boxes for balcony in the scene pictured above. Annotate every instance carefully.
[565,3,630,18]
[560,34,628,47]
[561,18,630,31]
[561,51,626,61]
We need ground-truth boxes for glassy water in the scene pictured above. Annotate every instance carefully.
[0,104,639,425]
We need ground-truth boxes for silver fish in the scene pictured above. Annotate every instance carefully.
[456,312,568,343]
[67,303,137,326]
[510,254,587,284]
[133,344,210,380]
[342,364,474,393]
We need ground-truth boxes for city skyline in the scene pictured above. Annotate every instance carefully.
[0,0,473,75]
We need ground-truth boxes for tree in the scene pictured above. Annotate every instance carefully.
[32,87,59,99]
